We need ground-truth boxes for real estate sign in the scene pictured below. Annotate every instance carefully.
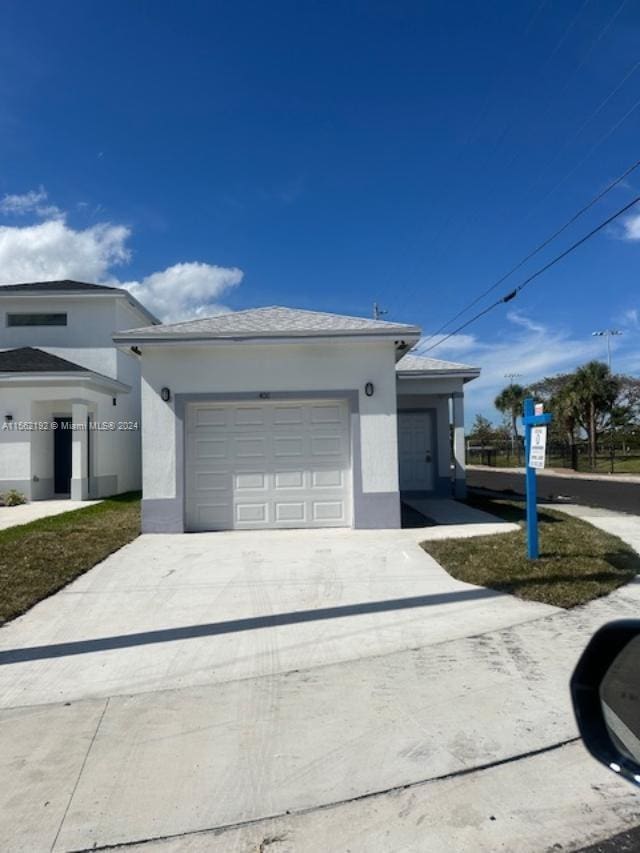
[529,425,547,469]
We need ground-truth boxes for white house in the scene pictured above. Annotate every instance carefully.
[0,281,158,500]
[113,306,479,533]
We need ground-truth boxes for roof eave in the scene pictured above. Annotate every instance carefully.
[0,371,131,394]
[397,369,481,381]
[112,329,422,346]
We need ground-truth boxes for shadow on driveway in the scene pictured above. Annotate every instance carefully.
[0,587,500,665]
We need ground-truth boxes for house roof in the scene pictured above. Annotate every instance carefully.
[0,347,130,394]
[396,353,480,379]
[0,280,119,293]
[0,347,87,373]
[0,279,159,326]
[113,305,422,343]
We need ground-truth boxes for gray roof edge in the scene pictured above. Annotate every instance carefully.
[113,327,421,343]
[396,367,481,378]
[0,368,131,393]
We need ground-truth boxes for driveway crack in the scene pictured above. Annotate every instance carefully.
[50,697,110,852]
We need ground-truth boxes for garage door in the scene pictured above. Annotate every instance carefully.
[185,399,352,531]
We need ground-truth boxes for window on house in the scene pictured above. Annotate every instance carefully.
[6,313,68,327]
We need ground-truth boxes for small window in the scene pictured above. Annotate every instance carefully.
[7,313,68,327]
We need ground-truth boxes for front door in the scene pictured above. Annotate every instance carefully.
[53,417,72,494]
[398,411,434,492]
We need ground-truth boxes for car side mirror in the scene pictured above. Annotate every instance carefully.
[571,620,640,787]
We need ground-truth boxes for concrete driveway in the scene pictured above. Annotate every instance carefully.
[1,517,639,851]
[0,522,547,707]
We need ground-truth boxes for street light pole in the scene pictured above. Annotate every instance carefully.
[592,329,623,372]
[591,329,623,473]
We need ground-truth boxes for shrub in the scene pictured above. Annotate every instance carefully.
[2,490,27,507]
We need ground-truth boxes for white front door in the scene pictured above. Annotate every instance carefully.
[185,399,352,531]
[398,411,434,492]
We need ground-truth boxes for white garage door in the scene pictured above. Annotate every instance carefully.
[185,399,352,531]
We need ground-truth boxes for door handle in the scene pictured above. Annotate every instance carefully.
[425,452,432,463]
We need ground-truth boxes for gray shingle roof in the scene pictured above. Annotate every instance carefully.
[114,306,421,341]
[0,347,89,373]
[396,353,480,374]
[0,280,119,293]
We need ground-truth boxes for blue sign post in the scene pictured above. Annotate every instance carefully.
[522,397,553,560]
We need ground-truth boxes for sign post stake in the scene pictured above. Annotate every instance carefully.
[522,397,553,560]
[524,398,538,559]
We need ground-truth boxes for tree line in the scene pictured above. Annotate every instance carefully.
[468,360,640,470]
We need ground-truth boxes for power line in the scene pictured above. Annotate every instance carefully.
[420,155,640,346]
[420,193,640,354]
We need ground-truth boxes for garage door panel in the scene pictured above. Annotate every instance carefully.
[312,501,346,522]
[194,503,232,529]
[234,436,267,458]
[186,399,351,531]
[311,469,343,488]
[193,407,228,428]
[273,405,305,425]
[233,407,265,426]
[310,403,343,424]
[194,472,229,492]
[236,503,269,524]
[274,436,305,457]
[235,472,267,490]
[274,470,304,489]
[311,435,344,456]
[274,502,306,523]
[193,438,228,460]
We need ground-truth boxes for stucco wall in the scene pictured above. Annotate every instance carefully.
[139,340,400,529]
[0,293,150,498]
[0,384,141,499]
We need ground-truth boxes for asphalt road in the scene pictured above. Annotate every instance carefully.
[576,824,640,852]
[467,468,640,515]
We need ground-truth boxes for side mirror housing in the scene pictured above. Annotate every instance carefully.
[571,620,640,787]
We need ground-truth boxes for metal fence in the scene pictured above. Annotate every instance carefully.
[466,440,640,475]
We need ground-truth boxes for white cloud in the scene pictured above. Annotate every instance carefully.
[416,312,615,427]
[0,219,130,283]
[621,211,640,241]
[0,186,62,219]
[0,188,244,322]
[121,262,243,324]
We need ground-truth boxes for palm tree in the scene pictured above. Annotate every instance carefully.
[494,383,527,452]
[550,382,580,469]
[567,361,619,469]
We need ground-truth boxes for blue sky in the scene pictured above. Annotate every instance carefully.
[1,0,639,422]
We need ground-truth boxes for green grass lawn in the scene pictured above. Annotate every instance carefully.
[0,492,140,625]
[422,495,640,608]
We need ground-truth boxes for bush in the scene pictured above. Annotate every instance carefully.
[2,490,27,507]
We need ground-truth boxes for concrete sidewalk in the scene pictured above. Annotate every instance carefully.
[468,463,640,484]
[0,498,101,531]
[543,503,640,555]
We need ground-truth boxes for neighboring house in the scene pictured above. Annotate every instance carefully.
[113,306,479,533]
[0,280,158,500]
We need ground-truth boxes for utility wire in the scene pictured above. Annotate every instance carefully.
[420,155,640,347]
[421,193,640,354]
